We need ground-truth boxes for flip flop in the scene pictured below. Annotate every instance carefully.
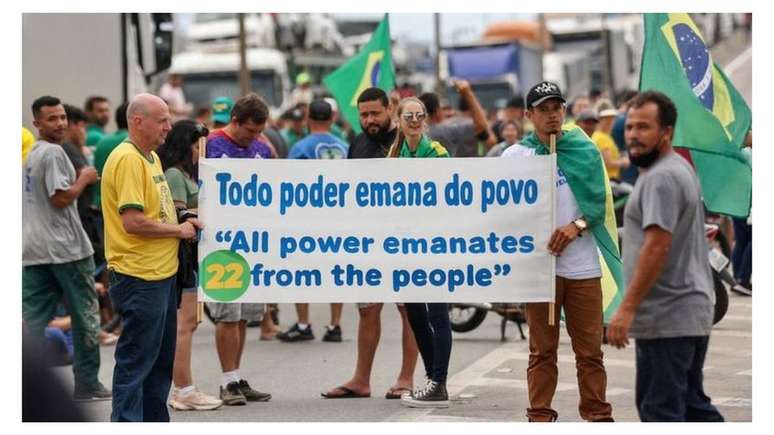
[321,386,370,399]
[384,387,412,399]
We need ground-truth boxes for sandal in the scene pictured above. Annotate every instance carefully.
[384,386,412,399]
[321,386,370,399]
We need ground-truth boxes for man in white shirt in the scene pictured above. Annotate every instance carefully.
[501,82,613,422]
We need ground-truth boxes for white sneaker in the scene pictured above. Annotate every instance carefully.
[169,387,224,411]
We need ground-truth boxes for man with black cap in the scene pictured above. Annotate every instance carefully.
[277,99,348,343]
[502,81,620,422]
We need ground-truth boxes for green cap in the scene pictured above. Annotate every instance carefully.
[212,96,234,124]
[296,72,311,86]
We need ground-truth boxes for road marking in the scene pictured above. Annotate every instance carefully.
[713,397,752,408]
[466,377,632,396]
[503,352,636,369]
[710,330,752,338]
[720,315,752,321]
[736,369,752,376]
[723,46,752,77]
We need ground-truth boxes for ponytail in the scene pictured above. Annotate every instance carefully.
[388,129,405,158]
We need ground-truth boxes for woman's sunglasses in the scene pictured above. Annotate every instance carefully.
[401,112,427,122]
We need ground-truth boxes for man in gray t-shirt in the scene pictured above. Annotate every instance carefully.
[22,96,110,400]
[607,91,722,422]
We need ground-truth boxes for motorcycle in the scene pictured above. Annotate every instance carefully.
[448,303,527,341]
[706,224,733,324]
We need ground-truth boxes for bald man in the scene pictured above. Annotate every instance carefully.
[101,93,203,422]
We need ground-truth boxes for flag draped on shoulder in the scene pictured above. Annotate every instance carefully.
[323,15,395,134]
[640,13,751,218]
[520,128,624,323]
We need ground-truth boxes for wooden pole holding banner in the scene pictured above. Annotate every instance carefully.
[196,135,207,324]
[548,133,556,326]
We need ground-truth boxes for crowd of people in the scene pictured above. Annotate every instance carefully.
[21,71,751,422]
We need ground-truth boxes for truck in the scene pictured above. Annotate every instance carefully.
[441,41,543,110]
[168,46,291,114]
[22,13,174,130]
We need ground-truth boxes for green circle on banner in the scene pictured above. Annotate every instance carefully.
[200,250,250,302]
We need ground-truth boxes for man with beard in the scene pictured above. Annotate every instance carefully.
[607,91,722,422]
[321,87,420,399]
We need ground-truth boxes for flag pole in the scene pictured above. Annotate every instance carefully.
[196,135,206,325]
[548,133,557,326]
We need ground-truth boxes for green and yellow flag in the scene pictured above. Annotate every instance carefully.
[640,13,752,218]
[323,15,395,134]
[521,129,623,323]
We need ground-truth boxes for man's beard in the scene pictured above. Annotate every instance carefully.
[362,120,392,141]
[628,135,665,169]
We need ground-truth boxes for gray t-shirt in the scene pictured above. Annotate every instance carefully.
[428,119,477,157]
[623,152,713,339]
[22,140,94,265]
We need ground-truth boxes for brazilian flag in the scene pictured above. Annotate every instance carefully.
[640,13,752,218]
[323,15,395,134]
[521,129,623,323]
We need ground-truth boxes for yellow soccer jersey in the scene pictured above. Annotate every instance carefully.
[101,141,179,280]
[592,130,621,180]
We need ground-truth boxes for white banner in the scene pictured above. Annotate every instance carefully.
[198,157,555,303]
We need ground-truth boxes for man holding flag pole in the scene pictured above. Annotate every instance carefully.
[502,81,622,422]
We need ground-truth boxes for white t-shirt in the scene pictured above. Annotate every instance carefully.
[501,144,601,280]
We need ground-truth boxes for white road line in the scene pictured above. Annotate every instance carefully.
[501,352,636,369]
[720,315,752,321]
[710,330,752,338]
[736,369,752,376]
[713,397,752,408]
[723,46,753,77]
[466,377,632,396]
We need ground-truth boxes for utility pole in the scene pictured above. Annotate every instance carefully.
[238,13,251,96]
[434,13,444,97]
[600,13,613,98]
[538,13,547,82]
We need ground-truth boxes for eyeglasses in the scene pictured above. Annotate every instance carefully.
[401,112,427,122]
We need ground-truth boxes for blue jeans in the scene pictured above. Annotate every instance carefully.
[108,271,177,422]
[404,303,452,383]
[731,217,752,287]
[635,336,724,422]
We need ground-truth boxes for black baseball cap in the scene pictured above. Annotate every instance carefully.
[308,99,333,121]
[526,81,566,108]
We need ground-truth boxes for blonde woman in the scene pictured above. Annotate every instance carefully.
[387,97,452,408]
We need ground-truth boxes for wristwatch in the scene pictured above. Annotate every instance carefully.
[572,217,588,236]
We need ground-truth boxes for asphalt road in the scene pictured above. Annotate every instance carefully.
[62,288,751,422]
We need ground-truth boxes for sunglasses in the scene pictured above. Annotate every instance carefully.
[401,112,427,122]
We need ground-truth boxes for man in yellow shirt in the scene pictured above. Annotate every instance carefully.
[101,93,202,422]
[592,108,630,180]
